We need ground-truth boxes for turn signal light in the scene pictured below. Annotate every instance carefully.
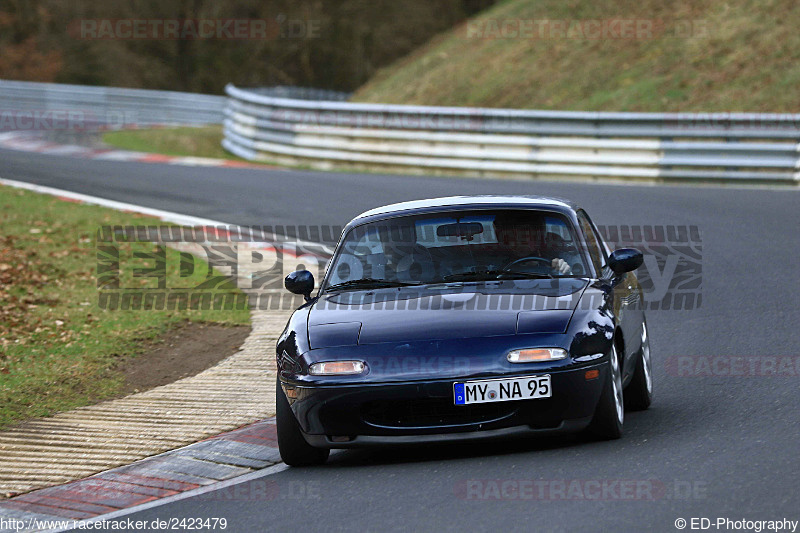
[584,369,600,380]
[309,360,366,376]
[507,348,567,363]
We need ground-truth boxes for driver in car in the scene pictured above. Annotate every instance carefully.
[492,213,573,275]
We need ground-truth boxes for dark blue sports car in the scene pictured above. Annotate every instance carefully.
[276,196,652,466]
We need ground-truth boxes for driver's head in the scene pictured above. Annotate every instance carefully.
[492,211,545,250]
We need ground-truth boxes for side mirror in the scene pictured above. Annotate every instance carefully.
[285,270,315,301]
[608,248,643,274]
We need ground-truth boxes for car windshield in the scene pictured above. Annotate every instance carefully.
[323,209,589,291]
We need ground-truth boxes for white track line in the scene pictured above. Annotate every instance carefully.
[0,177,335,254]
[0,177,226,227]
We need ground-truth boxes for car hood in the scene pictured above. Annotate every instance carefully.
[307,279,588,348]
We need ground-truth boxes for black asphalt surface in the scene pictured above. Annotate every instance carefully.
[2,148,798,532]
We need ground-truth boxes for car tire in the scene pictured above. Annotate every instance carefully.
[276,378,330,466]
[587,343,624,440]
[624,321,653,411]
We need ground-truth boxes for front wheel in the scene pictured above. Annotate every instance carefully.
[276,378,330,466]
[624,321,653,411]
[586,343,624,440]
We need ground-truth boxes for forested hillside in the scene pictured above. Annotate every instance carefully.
[0,0,494,93]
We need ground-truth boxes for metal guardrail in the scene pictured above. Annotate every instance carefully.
[223,84,800,184]
[0,79,225,129]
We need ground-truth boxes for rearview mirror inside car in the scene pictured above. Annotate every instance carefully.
[436,222,484,240]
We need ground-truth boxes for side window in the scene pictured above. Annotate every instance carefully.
[577,211,605,276]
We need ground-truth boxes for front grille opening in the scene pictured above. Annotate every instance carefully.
[361,397,516,428]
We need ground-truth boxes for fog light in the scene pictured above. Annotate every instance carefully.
[584,369,600,380]
[309,360,366,376]
[507,348,567,363]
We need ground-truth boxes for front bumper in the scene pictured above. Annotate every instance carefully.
[282,361,608,448]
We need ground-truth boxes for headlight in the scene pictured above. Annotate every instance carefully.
[308,360,366,375]
[507,348,567,363]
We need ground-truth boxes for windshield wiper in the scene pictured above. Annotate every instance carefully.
[325,278,421,292]
[441,271,499,282]
[499,270,554,280]
[441,270,554,282]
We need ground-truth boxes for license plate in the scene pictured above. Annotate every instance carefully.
[454,375,551,405]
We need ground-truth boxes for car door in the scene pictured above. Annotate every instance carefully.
[576,210,641,379]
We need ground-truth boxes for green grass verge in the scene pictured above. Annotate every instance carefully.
[103,126,312,170]
[353,0,800,112]
[0,185,250,428]
[102,126,242,160]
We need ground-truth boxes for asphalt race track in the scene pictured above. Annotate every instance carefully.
[2,147,799,532]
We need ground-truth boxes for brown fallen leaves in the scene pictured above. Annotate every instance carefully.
[0,235,62,355]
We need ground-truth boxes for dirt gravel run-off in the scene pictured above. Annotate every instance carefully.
[118,322,251,395]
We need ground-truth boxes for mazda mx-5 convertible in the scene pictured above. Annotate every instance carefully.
[276,196,652,466]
